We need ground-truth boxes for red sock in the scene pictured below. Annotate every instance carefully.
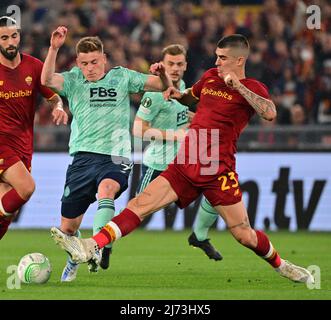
[93,208,141,249]
[2,189,27,214]
[0,219,11,240]
[252,230,281,268]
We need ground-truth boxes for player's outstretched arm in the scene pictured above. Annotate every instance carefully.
[143,62,173,92]
[41,26,66,92]
[163,87,198,107]
[133,116,186,142]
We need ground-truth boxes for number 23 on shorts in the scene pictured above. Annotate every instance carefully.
[218,171,239,195]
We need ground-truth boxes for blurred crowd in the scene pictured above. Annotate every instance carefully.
[1,0,330,149]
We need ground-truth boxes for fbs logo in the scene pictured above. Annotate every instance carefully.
[25,76,32,86]
[90,87,117,98]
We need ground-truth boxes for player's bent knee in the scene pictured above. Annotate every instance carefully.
[18,182,36,200]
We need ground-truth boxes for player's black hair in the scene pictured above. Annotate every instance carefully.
[0,16,19,29]
[217,34,249,51]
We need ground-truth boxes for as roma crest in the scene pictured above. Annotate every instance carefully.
[25,76,32,86]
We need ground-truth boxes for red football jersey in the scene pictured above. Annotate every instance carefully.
[0,53,55,157]
[174,68,270,179]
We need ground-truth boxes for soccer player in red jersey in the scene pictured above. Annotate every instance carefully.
[51,34,314,284]
[0,16,68,239]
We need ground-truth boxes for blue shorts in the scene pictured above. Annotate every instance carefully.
[61,152,133,218]
[136,164,163,194]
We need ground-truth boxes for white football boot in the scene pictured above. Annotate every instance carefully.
[87,249,102,273]
[276,259,314,284]
[51,227,100,264]
[61,259,79,282]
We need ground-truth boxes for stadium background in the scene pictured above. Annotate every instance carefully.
[0,0,330,302]
[0,0,330,231]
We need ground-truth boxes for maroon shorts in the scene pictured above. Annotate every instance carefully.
[0,145,32,175]
[160,163,242,208]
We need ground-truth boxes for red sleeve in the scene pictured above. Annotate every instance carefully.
[34,57,57,100]
[191,69,212,99]
[243,79,271,100]
[40,84,57,100]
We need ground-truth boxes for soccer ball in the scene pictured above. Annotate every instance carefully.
[17,253,52,284]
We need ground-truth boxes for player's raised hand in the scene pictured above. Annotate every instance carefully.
[52,106,68,125]
[50,26,68,50]
[224,72,241,90]
[163,86,182,101]
[149,62,166,76]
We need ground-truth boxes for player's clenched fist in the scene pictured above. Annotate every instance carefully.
[50,26,67,50]
[163,86,182,100]
[224,72,241,90]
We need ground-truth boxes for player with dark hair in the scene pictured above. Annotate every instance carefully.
[0,16,67,240]
[42,26,172,281]
[51,34,314,284]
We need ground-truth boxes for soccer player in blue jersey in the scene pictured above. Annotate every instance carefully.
[41,26,172,281]
[133,44,222,261]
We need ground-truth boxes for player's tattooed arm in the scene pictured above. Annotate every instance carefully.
[223,73,276,121]
[237,84,277,121]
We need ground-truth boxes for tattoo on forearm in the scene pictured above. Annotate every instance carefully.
[238,84,276,119]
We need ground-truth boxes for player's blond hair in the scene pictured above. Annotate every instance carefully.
[76,36,103,55]
[161,44,187,60]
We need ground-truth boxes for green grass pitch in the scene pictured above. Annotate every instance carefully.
[0,229,330,300]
